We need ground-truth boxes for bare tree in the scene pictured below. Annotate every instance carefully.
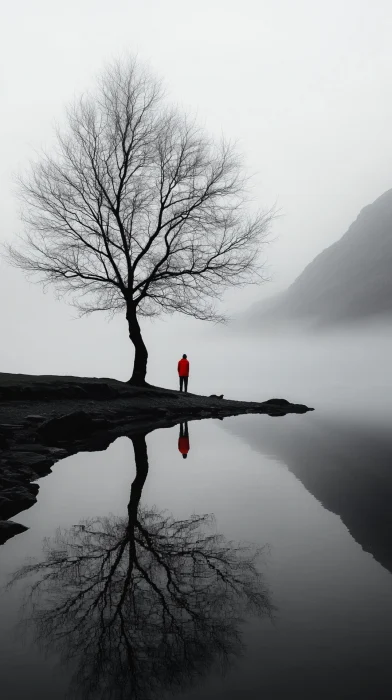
[10,433,273,699]
[7,58,272,384]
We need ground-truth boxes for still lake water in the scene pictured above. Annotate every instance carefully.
[0,329,392,700]
[1,382,392,699]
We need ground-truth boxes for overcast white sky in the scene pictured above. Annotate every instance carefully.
[1,0,392,381]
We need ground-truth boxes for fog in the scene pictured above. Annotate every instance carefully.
[3,9,392,693]
[130,323,392,420]
[1,0,392,385]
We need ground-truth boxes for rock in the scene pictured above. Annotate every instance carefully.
[209,394,224,399]
[23,415,45,425]
[1,483,39,499]
[0,520,28,545]
[154,408,170,416]
[37,410,95,442]
[12,444,52,453]
[0,424,24,436]
[7,444,66,462]
[81,382,119,399]
[0,478,13,491]
[0,474,29,490]
[264,399,312,414]
[0,381,120,401]
[47,447,68,458]
[0,486,37,520]
[91,417,112,429]
[7,452,54,472]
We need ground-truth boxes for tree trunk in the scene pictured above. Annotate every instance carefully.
[127,433,149,531]
[126,303,148,385]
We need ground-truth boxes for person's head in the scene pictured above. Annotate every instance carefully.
[182,453,187,459]
[182,354,187,359]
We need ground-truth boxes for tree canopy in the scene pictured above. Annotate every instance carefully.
[8,58,272,383]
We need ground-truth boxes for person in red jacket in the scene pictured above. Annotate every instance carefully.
[178,354,189,392]
[178,422,190,459]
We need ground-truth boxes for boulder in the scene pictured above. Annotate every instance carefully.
[0,520,28,545]
[47,447,69,458]
[12,444,52,453]
[1,483,39,498]
[0,486,37,520]
[0,474,27,490]
[23,415,45,425]
[7,452,54,473]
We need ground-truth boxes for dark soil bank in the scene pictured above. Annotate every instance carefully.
[0,373,314,544]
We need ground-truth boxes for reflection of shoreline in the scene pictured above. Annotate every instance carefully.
[0,399,312,546]
[228,415,392,576]
[10,432,273,700]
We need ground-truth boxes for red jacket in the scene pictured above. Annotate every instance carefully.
[178,436,190,454]
[178,358,189,377]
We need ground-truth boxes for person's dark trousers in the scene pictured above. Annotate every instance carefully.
[179,376,188,392]
[180,422,189,438]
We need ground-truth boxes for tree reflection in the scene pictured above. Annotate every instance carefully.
[11,433,273,700]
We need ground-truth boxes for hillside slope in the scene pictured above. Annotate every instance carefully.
[246,189,392,328]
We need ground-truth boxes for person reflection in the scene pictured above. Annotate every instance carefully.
[10,432,273,700]
[178,421,190,459]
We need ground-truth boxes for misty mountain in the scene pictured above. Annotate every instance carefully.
[245,189,392,328]
[227,414,392,577]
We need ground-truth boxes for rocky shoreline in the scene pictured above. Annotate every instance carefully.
[0,373,314,544]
